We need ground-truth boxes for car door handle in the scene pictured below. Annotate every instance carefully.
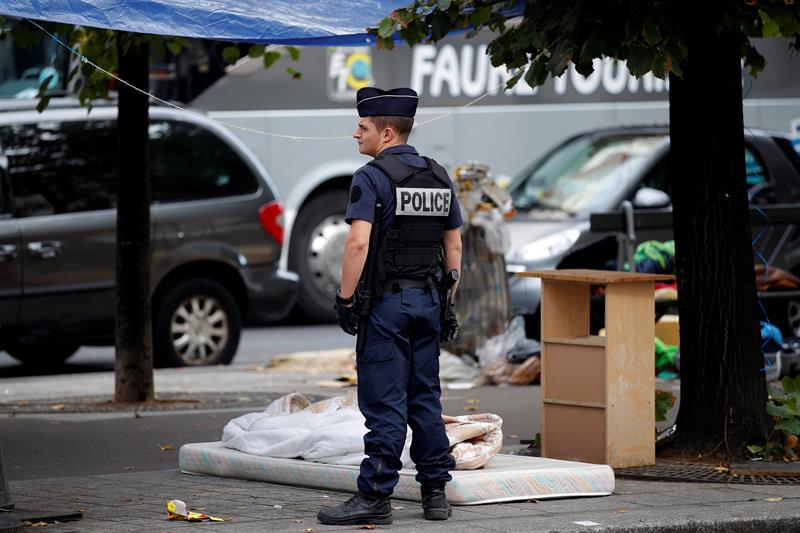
[27,240,62,259]
[0,244,17,262]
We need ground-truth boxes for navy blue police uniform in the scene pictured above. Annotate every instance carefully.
[345,143,463,496]
[346,86,463,502]
[318,86,462,526]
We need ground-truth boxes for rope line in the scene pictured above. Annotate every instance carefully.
[27,18,510,141]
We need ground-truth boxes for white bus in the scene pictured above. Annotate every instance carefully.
[189,34,800,320]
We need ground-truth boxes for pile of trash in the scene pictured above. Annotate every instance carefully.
[446,161,515,357]
[440,316,541,387]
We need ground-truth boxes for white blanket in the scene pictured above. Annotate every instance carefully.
[221,392,503,469]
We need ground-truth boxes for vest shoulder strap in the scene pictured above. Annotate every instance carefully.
[368,153,413,185]
[422,157,452,188]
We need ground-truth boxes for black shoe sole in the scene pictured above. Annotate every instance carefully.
[423,507,452,521]
[317,513,393,526]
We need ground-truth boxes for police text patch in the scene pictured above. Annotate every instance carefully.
[395,187,451,217]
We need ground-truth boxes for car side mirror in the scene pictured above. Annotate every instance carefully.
[633,187,671,208]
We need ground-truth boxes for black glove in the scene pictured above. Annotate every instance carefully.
[334,290,359,336]
[440,308,459,343]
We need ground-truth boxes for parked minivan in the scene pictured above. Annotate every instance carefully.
[0,99,299,367]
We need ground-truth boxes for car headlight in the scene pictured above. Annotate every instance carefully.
[515,228,582,263]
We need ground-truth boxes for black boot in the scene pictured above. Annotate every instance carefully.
[421,486,451,521]
[317,492,392,526]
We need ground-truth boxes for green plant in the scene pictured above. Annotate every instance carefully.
[655,389,677,423]
[747,376,800,460]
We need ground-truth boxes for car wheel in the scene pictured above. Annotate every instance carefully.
[153,278,241,367]
[289,189,350,322]
[785,299,800,338]
[7,343,80,367]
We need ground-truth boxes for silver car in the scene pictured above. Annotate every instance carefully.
[505,126,800,340]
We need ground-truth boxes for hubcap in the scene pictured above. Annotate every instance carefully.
[307,214,349,299]
[170,295,229,365]
[788,300,800,337]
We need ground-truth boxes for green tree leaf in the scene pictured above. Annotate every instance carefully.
[222,46,241,64]
[287,66,302,80]
[643,22,662,45]
[378,18,396,38]
[166,41,182,55]
[783,375,800,395]
[524,57,549,88]
[775,418,800,436]
[35,95,51,114]
[766,402,796,419]
[263,50,281,68]
[655,389,676,422]
[627,46,653,77]
[747,444,764,455]
[760,10,781,38]
[438,0,452,10]
[285,45,300,61]
[248,44,266,58]
[505,69,524,89]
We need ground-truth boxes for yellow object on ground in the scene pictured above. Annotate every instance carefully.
[167,499,225,522]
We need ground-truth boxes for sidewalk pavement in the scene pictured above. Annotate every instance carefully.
[2,365,800,532]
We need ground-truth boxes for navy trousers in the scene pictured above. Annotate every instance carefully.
[356,287,455,496]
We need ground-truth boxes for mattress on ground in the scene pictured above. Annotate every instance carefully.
[179,442,614,505]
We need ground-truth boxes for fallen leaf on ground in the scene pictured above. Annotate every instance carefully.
[360,525,378,530]
[304,528,315,532]
[160,444,174,451]
[765,497,783,502]
[122,466,135,471]
[713,466,729,474]
[466,398,479,404]
[133,412,141,418]
[51,404,65,411]
[464,405,478,411]
[294,519,303,523]
[508,434,519,438]
[391,505,404,510]
[617,509,628,513]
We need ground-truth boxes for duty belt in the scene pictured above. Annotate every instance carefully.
[385,278,434,292]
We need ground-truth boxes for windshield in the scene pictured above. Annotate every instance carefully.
[0,31,69,98]
[511,133,668,215]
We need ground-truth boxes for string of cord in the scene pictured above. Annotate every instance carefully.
[26,18,512,142]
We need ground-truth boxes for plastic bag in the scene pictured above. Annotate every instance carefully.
[476,317,541,385]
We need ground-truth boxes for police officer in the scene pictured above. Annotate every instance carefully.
[317,87,463,526]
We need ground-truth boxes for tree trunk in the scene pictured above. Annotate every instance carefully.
[670,15,770,454]
[115,34,154,403]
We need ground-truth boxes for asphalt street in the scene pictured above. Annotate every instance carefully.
[0,382,540,482]
[0,323,353,377]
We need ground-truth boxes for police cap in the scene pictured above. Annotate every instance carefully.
[356,87,418,118]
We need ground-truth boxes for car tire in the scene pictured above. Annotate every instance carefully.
[7,343,80,367]
[289,189,350,322]
[153,278,241,367]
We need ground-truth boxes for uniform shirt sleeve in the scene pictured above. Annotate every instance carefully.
[444,188,464,230]
[345,168,379,225]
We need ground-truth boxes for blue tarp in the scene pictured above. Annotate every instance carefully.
[0,1,417,45]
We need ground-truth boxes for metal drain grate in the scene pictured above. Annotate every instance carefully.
[616,460,800,485]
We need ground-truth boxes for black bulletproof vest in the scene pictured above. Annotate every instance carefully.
[368,153,453,284]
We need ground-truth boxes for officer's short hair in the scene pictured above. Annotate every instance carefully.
[370,115,414,140]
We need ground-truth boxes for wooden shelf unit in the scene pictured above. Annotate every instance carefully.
[520,269,674,468]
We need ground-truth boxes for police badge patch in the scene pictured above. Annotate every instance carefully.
[395,187,451,217]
